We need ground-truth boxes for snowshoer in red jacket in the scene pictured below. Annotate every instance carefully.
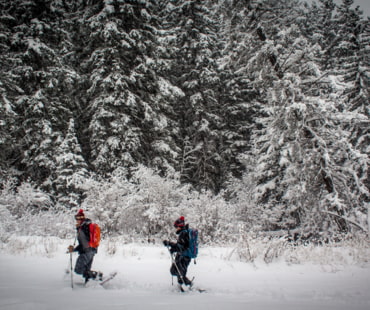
[67,209,102,283]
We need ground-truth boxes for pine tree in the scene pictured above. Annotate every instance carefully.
[215,0,265,185]
[160,0,223,191]
[332,1,370,228]
[75,0,180,176]
[332,1,369,145]
[244,1,369,236]
[309,0,337,70]
[303,0,369,233]
[54,119,90,208]
[0,92,17,181]
[0,0,82,190]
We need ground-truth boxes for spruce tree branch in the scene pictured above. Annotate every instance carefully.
[322,210,368,233]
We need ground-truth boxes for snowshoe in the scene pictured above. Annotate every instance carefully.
[100,271,118,286]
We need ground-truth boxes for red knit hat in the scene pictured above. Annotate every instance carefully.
[174,216,185,228]
[75,209,85,220]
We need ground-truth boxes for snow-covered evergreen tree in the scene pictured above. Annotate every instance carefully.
[0,83,17,180]
[160,0,223,192]
[331,1,369,230]
[73,0,179,177]
[0,0,81,191]
[215,0,269,186]
[54,119,90,208]
[242,2,369,237]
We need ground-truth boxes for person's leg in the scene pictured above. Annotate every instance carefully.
[170,254,183,284]
[171,255,191,285]
[74,251,95,282]
[178,256,192,285]
[74,253,87,275]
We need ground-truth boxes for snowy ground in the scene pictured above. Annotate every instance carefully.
[0,240,369,310]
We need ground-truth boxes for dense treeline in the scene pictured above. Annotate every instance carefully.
[0,0,369,240]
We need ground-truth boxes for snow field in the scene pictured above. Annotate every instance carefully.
[0,240,369,310]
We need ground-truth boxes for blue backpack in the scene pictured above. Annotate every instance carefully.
[184,228,198,259]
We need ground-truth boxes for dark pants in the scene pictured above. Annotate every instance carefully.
[74,249,96,280]
[170,254,191,285]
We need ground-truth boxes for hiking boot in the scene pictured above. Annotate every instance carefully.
[90,271,98,279]
[83,270,98,282]
[183,277,193,287]
[83,271,90,283]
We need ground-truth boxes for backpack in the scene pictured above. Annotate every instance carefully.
[88,223,101,248]
[184,228,198,259]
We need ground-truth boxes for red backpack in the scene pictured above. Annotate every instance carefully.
[88,223,101,248]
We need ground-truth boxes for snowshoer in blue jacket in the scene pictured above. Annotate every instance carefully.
[163,216,192,286]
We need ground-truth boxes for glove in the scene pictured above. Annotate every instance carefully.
[163,240,176,247]
[67,245,74,253]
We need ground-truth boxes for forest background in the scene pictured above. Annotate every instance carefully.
[0,0,369,246]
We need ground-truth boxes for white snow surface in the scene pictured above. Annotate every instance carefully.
[0,240,369,310]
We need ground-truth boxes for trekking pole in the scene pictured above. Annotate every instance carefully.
[69,234,77,289]
[69,251,73,289]
[166,246,185,285]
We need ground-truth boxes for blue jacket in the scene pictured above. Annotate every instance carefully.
[170,224,190,257]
